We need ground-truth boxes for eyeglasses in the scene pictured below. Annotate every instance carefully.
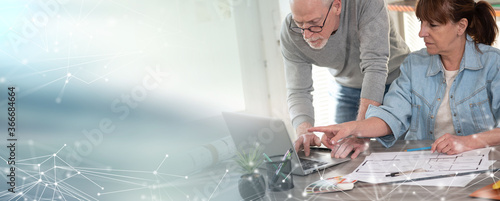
[289,2,333,34]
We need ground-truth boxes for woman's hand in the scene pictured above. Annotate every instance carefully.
[432,133,475,155]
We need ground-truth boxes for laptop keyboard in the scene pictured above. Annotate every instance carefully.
[300,158,328,170]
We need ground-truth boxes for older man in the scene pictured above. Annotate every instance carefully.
[281,0,410,158]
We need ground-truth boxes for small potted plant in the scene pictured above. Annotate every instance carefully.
[234,147,266,201]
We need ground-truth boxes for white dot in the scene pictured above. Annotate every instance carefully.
[153,171,157,175]
[54,183,58,186]
[166,154,169,157]
[97,193,100,196]
[38,164,40,167]
[226,169,229,172]
[288,194,292,198]
[185,176,188,179]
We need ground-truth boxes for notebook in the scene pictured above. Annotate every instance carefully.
[222,112,350,176]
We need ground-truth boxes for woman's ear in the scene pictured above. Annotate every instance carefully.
[457,18,468,36]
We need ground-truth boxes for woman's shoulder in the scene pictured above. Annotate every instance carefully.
[477,43,500,56]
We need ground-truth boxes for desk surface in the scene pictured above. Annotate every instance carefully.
[263,140,499,201]
[176,140,499,200]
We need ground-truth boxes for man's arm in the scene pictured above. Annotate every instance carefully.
[357,98,381,121]
[357,0,391,119]
[280,14,320,156]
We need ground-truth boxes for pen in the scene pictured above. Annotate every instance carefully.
[272,148,293,182]
[405,146,432,152]
[385,168,426,177]
[262,153,287,178]
[389,168,500,184]
[275,149,292,175]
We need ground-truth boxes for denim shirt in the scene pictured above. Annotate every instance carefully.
[366,35,500,148]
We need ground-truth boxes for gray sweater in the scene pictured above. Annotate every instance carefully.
[281,0,410,128]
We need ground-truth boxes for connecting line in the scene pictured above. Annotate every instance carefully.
[99,187,149,196]
[37,184,49,201]
[207,170,229,201]
[463,168,500,192]
[315,165,324,179]
[155,154,169,172]
[445,174,458,193]
[15,154,53,163]
[80,0,104,22]
[56,182,98,201]
[54,185,68,201]
[56,183,91,201]
[283,171,293,182]
[39,154,56,166]
[55,155,104,190]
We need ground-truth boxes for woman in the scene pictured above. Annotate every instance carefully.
[310,0,500,157]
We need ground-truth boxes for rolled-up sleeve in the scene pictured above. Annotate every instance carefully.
[366,57,414,147]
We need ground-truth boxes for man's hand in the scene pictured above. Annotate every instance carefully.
[308,121,360,149]
[294,133,321,156]
[294,122,321,156]
[432,133,474,155]
[330,137,369,159]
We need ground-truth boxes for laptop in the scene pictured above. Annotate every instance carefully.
[222,112,350,176]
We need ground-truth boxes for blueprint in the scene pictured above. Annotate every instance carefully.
[346,148,495,186]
